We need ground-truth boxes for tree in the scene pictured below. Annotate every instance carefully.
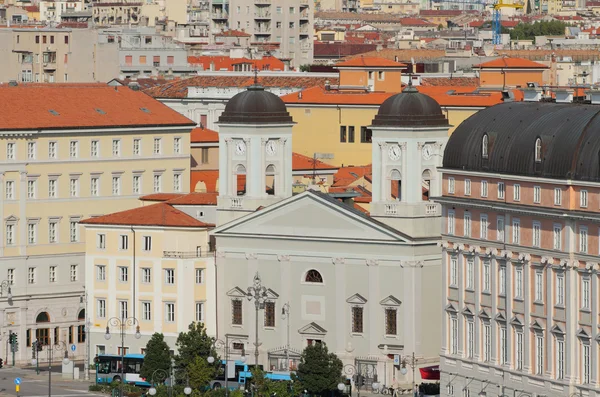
[295,343,343,396]
[174,322,217,372]
[140,333,171,385]
[187,356,216,391]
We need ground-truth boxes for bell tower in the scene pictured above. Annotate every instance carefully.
[216,84,295,226]
[369,84,450,237]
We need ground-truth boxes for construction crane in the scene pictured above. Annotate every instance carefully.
[492,0,524,45]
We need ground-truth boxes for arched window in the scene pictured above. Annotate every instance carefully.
[235,164,246,196]
[482,134,489,159]
[390,169,402,201]
[78,309,85,321]
[535,138,542,163]
[266,164,276,196]
[36,312,50,323]
[305,269,323,283]
[422,169,432,201]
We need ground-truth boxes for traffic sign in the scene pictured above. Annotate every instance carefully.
[14,377,21,385]
[70,344,76,352]
[393,355,400,366]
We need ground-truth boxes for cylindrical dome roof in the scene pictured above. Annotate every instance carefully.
[371,85,448,127]
[218,85,293,124]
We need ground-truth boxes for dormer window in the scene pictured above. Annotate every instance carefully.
[535,138,542,163]
[482,134,489,159]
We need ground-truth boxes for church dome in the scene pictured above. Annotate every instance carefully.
[218,84,293,124]
[371,84,448,127]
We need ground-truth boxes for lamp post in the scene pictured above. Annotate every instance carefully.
[0,280,12,300]
[208,337,247,397]
[281,303,290,371]
[31,340,41,374]
[246,272,269,367]
[399,353,419,397]
[337,363,379,397]
[80,291,91,380]
[38,340,69,397]
[104,317,141,397]
[147,368,183,397]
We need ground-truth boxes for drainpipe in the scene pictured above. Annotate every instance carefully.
[131,226,136,320]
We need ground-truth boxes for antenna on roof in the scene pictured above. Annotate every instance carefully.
[252,66,259,85]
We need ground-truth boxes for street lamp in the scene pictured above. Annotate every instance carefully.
[281,303,290,371]
[80,292,91,380]
[399,352,419,397]
[246,272,269,366]
[105,317,141,397]
[208,337,247,397]
[0,280,12,300]
[337,363,379,397]
[39,340,69,397]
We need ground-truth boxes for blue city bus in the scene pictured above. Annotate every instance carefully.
[96,354,151,387]
[210,361,292,390]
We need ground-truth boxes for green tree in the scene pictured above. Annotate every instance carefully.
[187,356,217,391]
[140,333,171,385]
[174,322,217,372]
[295,343,343,396]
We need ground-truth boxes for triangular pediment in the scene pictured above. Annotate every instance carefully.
[510,315,524,327]
[530,318,545,332]
[380,295,401,306]
[265,289,279,299]
[298,322,327,335]
[461,306,474,316]
[212,190,411,243]
[551,324,565,335]
[226,286,247,298]
[495,312,506,323]
[445,302,458,313]
[478,308,491,320]
[5,215,18,222]
[577,327,591,340]
[347,293,367,304]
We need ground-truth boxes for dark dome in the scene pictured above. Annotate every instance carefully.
[218,85,293,124]
[371,85,449,127]
[443,102,600,181]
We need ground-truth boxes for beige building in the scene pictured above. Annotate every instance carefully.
[0,27,119,84]
[0,83,194,364]
[39,0,85,23]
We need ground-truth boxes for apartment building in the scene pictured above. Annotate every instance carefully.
[438,102,600,396]
[0,27,119,83]
[210,0,314,68]
[0,83,194,364]
[39,0,85,23]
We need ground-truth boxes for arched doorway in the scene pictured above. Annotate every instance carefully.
[390,169,402,201]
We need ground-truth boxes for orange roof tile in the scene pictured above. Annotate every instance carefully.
[215,29,251,37]
[167,192,219,205]
[80,203,213,228]
[475,57,549,69]
[399,17,435,26]
[333,165,372,187]
[191,127,219,143]
[0,84,194,131]
[335,56,407,68]
[140,193,184,202]
[292,152,338,170]
[191,170,219,192]
[353,203,370,215]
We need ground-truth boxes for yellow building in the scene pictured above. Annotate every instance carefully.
[81,193,216,360]
[0,83,193,364]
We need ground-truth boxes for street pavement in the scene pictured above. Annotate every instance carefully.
[0,366,98,397]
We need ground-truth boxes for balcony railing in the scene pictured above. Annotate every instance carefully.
[384,204,397,215]
[254,12,271,18]
[425,203,439,215]
[163,250,215,258]
[212,12,228,19]
[231,197,243,208]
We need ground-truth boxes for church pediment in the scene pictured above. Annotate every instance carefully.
[346,293,367,304]
[298,322,327,336]
[212,190,411,244]
[379,295,401,306]
[5,215,18,222]
[226,287,247,298]
[265,289,279,299]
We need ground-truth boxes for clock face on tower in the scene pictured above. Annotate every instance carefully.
[422,144,433,160]
[266,140,277,156]
[388,144,401,161]
[235,140,246,155]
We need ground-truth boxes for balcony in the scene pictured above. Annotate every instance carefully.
[255,0,271,3]
[163,250,214,258]
[254,12,271,19]
[43,63,57,70]
[254,25,271,34]
[299,26,310,34]
[300,42,311,50]
[300,11,309,19]
[212,12,228,19]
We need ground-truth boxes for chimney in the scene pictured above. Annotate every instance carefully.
[325,79,330,91]
[210,61,215,71]
[298,91,303,99]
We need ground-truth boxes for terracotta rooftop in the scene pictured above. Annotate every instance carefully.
[0,84,194,131]
[167,192,219,205]
[314,42,378,57]
[191,170,219,192]
[187,55,285,71]
[399,17,436,27]
[292,152,338,170]
[109,77,171,90]
[140,193,184,202]
[191,127,219,143]
[215,29,251,37]
[335,56,407,68]
[421,77,479,86]
[24,5,39,12]
[80,202,213,228]
[475,57,549,69]
[144,76,339,99]
[345,49,446,62]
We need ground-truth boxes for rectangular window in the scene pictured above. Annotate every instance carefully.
[5,181,14,200]
[27,142,36,159]
[264,301,275,327]
[142,302,151,321]
[112,176,121,196]
[91,140,99,157]
[483,261,490,292]
[153,174,162,193]
[516,330,523,370]
[6,224,14,246]
[535,272,543,302]
[27,179,36,199]
[554,187,562,205]
[580,227,588,253]
[556,273,564,306]
[450,257,458,286]
[513,184,520,201]
[195,268,204,284]
[165,269,175,284]
[7,268,14,284]
[497,217,505,242]
[583,343,591,383]
[536,335,544,375]
[500,326,507,365]
[49,266,57,283]
[385,308,397,335]
[512,219,520,244]
[97,233,106,249]
[360,127,372,143]
[466,259,474,290]
[69,178,78,197]
[91,177,99,197]
[450,317,458,354]
[497,182,505,199]
[112,139,121,156]
[201,148,209,164]
[447,210,455,235]
[48,141,57,159]
[580,189,588,208]
[339,126,347,143]
[142,268,151,283]
[467,320,474,358]
[515,267,523,298]
[481,180,488,197]
[48,179,57,198]
[533,185,541,203]
[448,177,455,194]
[133,175,141,195]
[70,264,77,282]
[143,236,152,251]
[70,221,78,242]
[133,138,141,156]
[553,224,562,250]
[232,299,243,325]
[348,126,355,143]
[533,222,541,247]
[173,173,181,193]
[69,141,78,158]
[499,266,506,295]
[556,339,564,380]
[464,179,471,195]
[174,137,181,154]
[119,266,128,282]
[153,138,162,155]
[464,212,471,237]
[165,303,174,322]
[6,142,15,160]
[119,235,128,250]
[119,301,128,319]
[28,222,37,244]
[195,302,204,322]
[582,277,590,309]
[96,265,106,281]
[49,221,57,243]
[351,306,363,333]
[97,299,106,318]
[480,215,488,239]
[28,267,36,284]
